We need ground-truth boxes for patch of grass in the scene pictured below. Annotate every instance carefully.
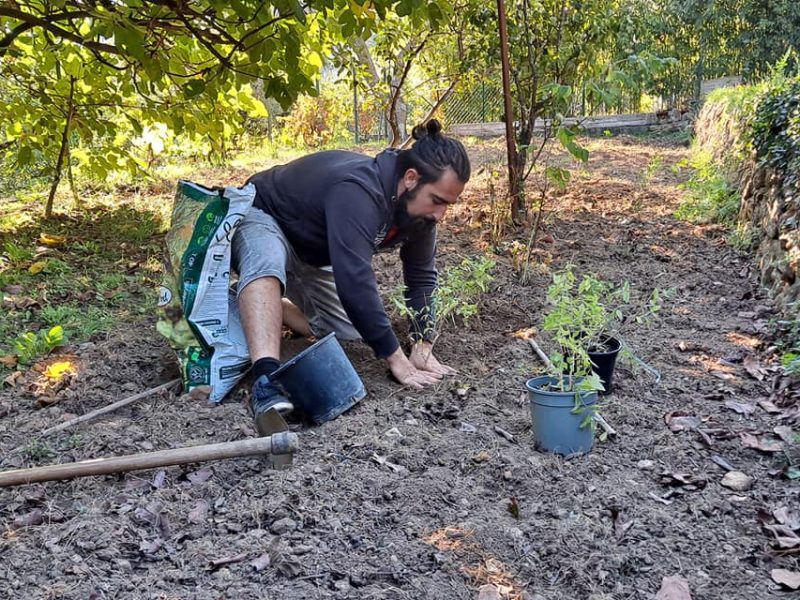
[0,199,165,365]
[726,223,758,253]
[19,439,56,461]
[2,241,34,265]
[39,305,116,339]
[674,151,740,226]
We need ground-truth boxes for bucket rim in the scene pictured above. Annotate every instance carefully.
[526,376,597,401]
[272,332,338,379]
[587,336,622,356]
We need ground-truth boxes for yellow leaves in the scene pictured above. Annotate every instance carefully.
[44,361,76,381]
[28,261,47,275]
[38,233,66,247]
[306,51,323,70]
[347,0,377,19]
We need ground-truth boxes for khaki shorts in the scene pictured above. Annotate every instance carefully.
[231,206,360,341]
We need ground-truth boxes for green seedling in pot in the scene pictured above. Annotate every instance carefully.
[539,267,668,425]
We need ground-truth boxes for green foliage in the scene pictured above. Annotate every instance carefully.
[12,325,64,365]
[20,439,56,462]
[435,256,496,326]
[391,255,495,344]
[619,0,800,104]
[783,352,800,377]
[542,269,607,393]
[0,1,430,207]
[675,151,740,226]
[541,268,664,392]
[750,69,800,190]
[2,241,34,265]
[279,85,352,148]
[639,155,664,188]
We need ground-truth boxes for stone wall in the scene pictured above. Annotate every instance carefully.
[695,100,800,310]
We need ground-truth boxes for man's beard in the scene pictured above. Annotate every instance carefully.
[394,187,436,231]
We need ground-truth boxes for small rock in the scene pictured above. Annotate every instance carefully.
[459,422,477,433]
[270,517,297,535]
[478,584,501,600]
[720,471,754,491]
[384,427,403,438]
[333,579,351,592]
[213,567,233,581]
[637,459,655,470]
[114,559,132,573]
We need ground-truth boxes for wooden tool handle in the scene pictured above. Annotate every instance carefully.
[0,432,298,488]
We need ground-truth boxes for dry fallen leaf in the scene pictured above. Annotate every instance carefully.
[187,468,213,484]
[2,371,24,387]
[773,426,795,444]
[38,233,66,247]
[757,399,782,414]
[250,553,271,572]
[724,400,756,416]
[478,584,502,600]
[0,354,18,369]
[656,575,692,600]
[139,538,164,555]
[772,569,800,590]
[664,411,702,432]
[27,260,47,275]
[187,499,209,524]
[740,432,784,453]
[152,470,167,489]
[773,507,800,530]
[742,355,767,381]
[12,509,45,530]
[188,386,211,402]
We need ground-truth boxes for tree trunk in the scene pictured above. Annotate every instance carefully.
[45,75,75,218]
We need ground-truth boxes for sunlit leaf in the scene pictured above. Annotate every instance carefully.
[28,261,47,274]
[44,360,75,380]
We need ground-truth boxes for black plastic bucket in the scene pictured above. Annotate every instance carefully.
[271,333,366,424]
[587,336,621,395]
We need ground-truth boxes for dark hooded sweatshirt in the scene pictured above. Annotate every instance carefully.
[247,149,436,358]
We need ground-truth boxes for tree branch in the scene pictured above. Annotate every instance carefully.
[0,7,120,56]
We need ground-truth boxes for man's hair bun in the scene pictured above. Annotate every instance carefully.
[400,118,470,184]
[412,119,443,141]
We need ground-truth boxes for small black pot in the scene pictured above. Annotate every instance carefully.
[587,336,621,395]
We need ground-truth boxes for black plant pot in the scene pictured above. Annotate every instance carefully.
[587,336,621,395]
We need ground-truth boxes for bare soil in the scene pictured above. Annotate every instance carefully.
[1,135,798,600]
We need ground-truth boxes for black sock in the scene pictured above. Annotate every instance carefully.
[253,357,281,380]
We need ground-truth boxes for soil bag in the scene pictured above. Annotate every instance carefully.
[157,180,254,403]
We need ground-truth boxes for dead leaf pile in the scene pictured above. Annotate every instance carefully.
[757,507,800,557]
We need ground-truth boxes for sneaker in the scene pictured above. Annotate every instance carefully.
[250,375,294,436]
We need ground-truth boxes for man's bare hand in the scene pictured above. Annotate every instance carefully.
[409,341,457,376]
[386,347,443,389]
